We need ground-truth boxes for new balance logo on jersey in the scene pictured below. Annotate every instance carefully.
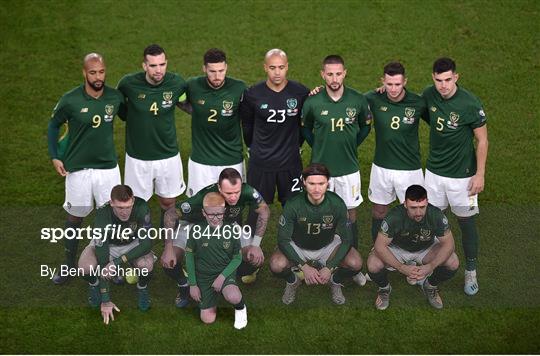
[80,108,88,113]
[260,104,268,109]
[320,110,328,115]
[380,106,388,112]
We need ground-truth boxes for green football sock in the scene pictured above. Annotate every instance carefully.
[138,270,153,289]
[234,299,245,310]
[428,266,457,286]
[272,268,296,284]
[82,274,97,285]
[163,263,187,285]
[236,260,258,277]
[332,267,357,284]
[64,219,82,268]
[458,216,479,271]
[371,218,382,242]
[368,269,389,288]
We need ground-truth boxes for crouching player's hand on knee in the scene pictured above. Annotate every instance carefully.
[212,274,226,292]
[190,285,201,302]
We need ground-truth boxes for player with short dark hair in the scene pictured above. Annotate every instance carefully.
[422,57,488,295]
[239,48,309,206]
[367,184,459,310]
[301,55,372,254]
[365,61,427,241]
[78,184,154,324]
[117,44,187,236]
[185,192,247,329]
[179,48,247,197]
[270,163,363,305]
[162,168,269,307]
[47,53,123,284]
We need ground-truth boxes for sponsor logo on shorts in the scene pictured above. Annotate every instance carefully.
[279,215,286,226]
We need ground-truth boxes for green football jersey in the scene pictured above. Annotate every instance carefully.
[177,182,263,224]
[187,76,246,165]
[185,221,241,277]
[93,197,151,246]
[117,72,187,160]
[380,203,450,252]
[49,85,123,172]
[302,87,372,176]
[277,190,351,268]
[422,85,487,178]
[365,90,427,170]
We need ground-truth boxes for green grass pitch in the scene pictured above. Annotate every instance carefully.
[1,0,539,353]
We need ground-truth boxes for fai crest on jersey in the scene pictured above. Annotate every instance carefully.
[286,98,299,116]
[223,240,231,249]
[346,107,356,119]
[287,98,297,109]
[402,107,415,124]
[447,112,460,129]
[104,104,114,121]
[322,215,334,229]
[229,207,241,217]
[222,100,234,116]
[420,228,432,241]
[129,222,138,235]
[162,91,174,108]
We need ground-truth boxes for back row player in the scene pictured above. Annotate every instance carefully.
[240,48,309,208]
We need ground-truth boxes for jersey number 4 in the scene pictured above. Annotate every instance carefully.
[150,102,159,116]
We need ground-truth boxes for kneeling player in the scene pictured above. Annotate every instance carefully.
[162,168,269,308]
[367,185,459,310]
[78,185,155,324]
[185,192,247,329]
[270,163,362,305]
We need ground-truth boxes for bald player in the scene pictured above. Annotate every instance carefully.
[240,48,309,208]
[47,53,123,284]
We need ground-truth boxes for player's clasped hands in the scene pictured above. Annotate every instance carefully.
[101,301,120,325]
[301,264,333,285]
[398,263,425,281]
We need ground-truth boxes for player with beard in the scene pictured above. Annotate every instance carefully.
[117,44,187,239]
[301,55,372,253]
[47,53,123,284]
[178,48,246,197]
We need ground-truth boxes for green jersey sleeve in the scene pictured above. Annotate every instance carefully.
[277,206,304,266]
